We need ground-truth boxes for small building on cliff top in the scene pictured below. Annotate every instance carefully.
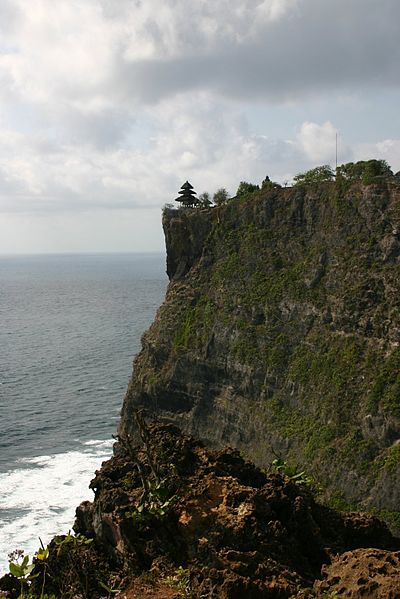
[174,181,199,208]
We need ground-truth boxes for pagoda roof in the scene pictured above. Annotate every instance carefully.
[181,181,194,190]
[174,180,198,206]
[175,194,199,202]
[178,188,196,196]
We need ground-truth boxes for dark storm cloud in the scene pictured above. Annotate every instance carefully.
[116,0,400,104]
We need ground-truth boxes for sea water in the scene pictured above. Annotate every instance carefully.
[0,253,167,573]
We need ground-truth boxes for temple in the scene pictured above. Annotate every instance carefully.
[174,181,199,208]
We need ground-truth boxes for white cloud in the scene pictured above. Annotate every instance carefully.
[0,0,298,114]
[1,98,400,220]
[0,0,399,252]
[297,121,348,165]
[354,139,400,173]
[297,121,336,163]
[2,0,399,117]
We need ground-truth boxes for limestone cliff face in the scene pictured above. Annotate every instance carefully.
[120,181,400,514]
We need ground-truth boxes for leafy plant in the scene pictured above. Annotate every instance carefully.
[125,478,178,524]
[261,175,281,190]
[34,544,50,599]
[119,411,181,527]
[293,165,335,186]
[8,550,37,599]
[271,458,321,494]
[166,566,193,597]
[35,547,49,563]
[54,531,93,555]
[99,580,120,596]
[50,531,101,599]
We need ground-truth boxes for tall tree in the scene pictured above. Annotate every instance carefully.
[213,188,229,205]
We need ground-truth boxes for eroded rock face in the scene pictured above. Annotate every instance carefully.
[2,423,400,598]
[314,548,400,598]
[72,423,398,598]
[163,207,214,280]
[120,180,400,515]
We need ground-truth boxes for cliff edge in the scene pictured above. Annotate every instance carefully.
[120,180,400,515]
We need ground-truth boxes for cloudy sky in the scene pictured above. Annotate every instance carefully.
[0,0,399,254]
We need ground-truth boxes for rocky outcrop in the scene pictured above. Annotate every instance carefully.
[82,422,398,597]
[163,207,214,279]
[120,179,400,516]
[2,422,400,598]
[315,548,400,598]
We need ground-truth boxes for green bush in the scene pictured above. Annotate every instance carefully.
[336,159,393,185]
[213,188,230,205]
[261,175,282,190]
[293,165,335,186]
[235,181,259,198]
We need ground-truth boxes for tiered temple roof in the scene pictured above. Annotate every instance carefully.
[174,181,198,207]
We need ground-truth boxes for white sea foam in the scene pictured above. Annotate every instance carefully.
[83,439,114,447]
[0,440,113,574]
[0,253,167,576]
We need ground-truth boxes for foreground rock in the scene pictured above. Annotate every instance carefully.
[2,421,397,598]
[314,548,400,598]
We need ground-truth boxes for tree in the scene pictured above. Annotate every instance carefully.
[213,188,229,205]
[235,181,259,198]
[198,192,213,208]
[293,165,335,186]
[336,160,393,185]
[261,175,282,190]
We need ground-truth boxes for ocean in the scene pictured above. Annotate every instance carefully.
[0,253,167,573]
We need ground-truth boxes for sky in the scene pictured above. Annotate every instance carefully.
[0,0,400,254]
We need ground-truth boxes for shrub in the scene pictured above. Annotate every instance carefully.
[213,188,230,205]
[261,175,282,190]
[198,192,213,208]
[336,159,393,185]
[235,181,259,198]
[293,165,335,186]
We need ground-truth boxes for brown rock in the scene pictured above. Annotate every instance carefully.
[314,548,400,598]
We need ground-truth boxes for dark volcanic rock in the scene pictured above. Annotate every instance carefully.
[72,423,398,598]
[2,422,400,598]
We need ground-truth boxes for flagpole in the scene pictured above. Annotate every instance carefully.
[335,132,338,172]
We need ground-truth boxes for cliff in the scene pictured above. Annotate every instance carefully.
[120,179,400,516]
[3,183,400,597]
